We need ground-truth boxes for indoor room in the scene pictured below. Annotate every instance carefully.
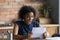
[0,0,59,40]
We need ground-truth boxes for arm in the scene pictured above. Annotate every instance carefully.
[13,23,18,36]
[13,23,32,39]
[13,23,27,39]
[13,23,19,39]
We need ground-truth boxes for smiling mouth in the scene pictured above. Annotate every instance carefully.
[27,21,32,23]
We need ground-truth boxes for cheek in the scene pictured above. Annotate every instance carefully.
[26,17,34,21]
[31,17,34,20]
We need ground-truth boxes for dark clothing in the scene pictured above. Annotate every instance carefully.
[15,21,39,35]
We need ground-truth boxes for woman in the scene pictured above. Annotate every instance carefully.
[13,5,48,40]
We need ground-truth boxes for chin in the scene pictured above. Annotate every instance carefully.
[28,21,32,24]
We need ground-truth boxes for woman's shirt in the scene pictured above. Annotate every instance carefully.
[15,21,39,35]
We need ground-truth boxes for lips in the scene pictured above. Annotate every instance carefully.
[27,21,32,24]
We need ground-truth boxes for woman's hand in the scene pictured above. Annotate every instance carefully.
[28,32,32,38]
[43,32,50,39]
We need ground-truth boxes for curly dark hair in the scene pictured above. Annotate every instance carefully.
[18,5,36,20]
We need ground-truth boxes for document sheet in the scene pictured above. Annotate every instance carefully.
[31,27,46,38]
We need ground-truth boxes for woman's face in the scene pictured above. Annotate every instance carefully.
[24,12,34,24]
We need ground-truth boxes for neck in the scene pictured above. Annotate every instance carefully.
[24,21,31,25]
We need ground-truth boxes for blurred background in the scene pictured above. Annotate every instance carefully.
[0,0,59,24]
[0,0,59,39]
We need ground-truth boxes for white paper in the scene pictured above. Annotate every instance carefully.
[31,27,46,38]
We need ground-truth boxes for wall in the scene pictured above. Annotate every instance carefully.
[0,0,58,24]
[47,0,59,24]
[0,0,23,23]
[0,0,42,24]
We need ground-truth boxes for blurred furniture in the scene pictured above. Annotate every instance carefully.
[39,18,51,24]
[0,24,14,38]
[0,24,59,38]
[40,24,59,37]
[52,33,60,37]
[0,37,60,40]
[0,38,46,40]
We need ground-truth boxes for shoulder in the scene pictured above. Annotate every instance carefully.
[14,21,24,26]
[15,21,23,24]
[32,20,40,27]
